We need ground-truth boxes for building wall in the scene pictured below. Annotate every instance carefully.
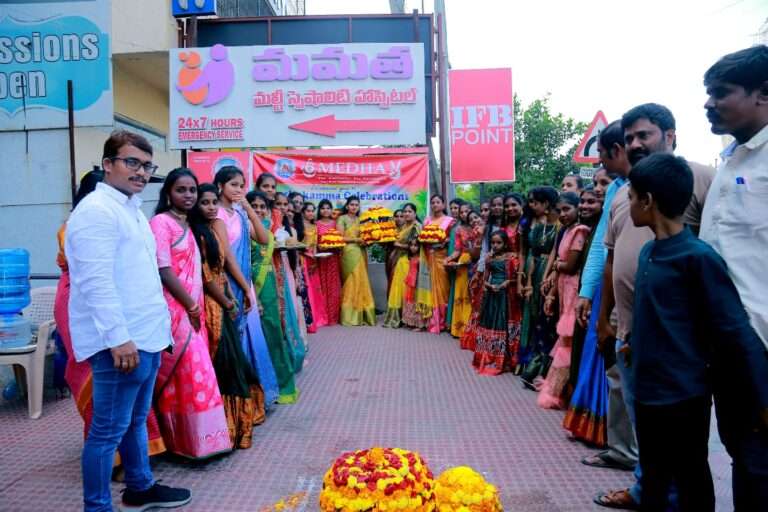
[112,0,178,54]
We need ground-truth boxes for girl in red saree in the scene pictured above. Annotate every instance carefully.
[315,199,343,325]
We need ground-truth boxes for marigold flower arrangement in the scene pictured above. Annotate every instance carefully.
[433,466,502,512]
[318,228,346,250]
[318,447,437,511]
[360,206,397,244]
[360,206,394,222]
[418,224,448,244]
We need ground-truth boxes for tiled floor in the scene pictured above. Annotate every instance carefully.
[0,325,733,511]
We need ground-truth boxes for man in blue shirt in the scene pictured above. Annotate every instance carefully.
[628,153,768,511]
[577,121,637,475]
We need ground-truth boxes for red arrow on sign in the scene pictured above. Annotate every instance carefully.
[288,115,400,137]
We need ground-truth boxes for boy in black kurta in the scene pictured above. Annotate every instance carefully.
[627,153,768,512]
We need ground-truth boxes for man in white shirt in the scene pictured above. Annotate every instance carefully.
[66,130,191,512]
[701,45,768,512]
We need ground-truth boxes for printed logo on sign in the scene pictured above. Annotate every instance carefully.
[176,44,234,107]
[275,159,296,180]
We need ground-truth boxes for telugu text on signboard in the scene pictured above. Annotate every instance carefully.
[169,43,426,149]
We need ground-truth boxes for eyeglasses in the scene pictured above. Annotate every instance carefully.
[110,157,159,175]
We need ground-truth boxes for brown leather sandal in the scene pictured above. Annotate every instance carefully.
[593,489,639,510]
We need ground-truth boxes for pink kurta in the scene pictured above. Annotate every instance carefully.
[150,213,232,458]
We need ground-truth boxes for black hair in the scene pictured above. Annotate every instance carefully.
[301,201,316,224]
[621,103,676,133]
[563,173,584,189]
[579,185,602,226]
[189,183,222,270]
[73,168,104,209]
[213,165,245,197]
[430,193,448,215]
[287,191,303,200]
[485,194,506,245]
[704,45,768,92]
[317,198,335,219]
[102,129,153,160]
[255,172,277,190]
[594,166,620,182]
[341,195,360,216]
[291,203,305,243]
[401,202,422,223]
[449,198,465,208]
[598,120,625,158]
[529,186,560,210]
[629,153,693,219]
[557,191,581,208]
[155,167,198,215]
[489,229,510,253]
[503,192,524,228]
[245,189,268,206]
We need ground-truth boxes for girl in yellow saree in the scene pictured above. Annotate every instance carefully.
[383,203,421,328]
[337,196,377,326]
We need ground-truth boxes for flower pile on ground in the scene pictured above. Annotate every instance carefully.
[319,447,436,511]
[360,207,397,244]
[433,466,502,512]
[418,224,447,244]
[318,228,346,250]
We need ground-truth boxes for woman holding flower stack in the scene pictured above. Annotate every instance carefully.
[383,203,422,328]
[416,194,455,334]
[337,196,377,326]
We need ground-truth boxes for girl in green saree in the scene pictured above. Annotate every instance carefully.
[246,191,298,404]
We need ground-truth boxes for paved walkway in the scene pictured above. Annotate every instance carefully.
[0,325,733,511]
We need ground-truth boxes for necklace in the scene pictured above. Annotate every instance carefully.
[168,208,187,222]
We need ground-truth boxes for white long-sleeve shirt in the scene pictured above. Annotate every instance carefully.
[700,123,768,348]
[65,183,172,362]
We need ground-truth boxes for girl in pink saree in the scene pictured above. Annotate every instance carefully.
[150,169,232,459]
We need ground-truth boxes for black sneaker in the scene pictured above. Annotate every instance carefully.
[120,481,192,512]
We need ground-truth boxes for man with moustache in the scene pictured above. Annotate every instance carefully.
[701,45,768,511]
[577,121,638,475]
[66,131,191,511]
[593,103,715,510]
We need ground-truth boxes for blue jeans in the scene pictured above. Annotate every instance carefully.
[82,349,160,512]
[616,339,678,510]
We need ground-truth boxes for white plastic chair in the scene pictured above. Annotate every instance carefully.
[0,286,58,419]
[0,319,54,419]
[23,286,58,335]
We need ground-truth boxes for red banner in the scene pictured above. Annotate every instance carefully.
[252,149,429,218]
[449,68,515,183]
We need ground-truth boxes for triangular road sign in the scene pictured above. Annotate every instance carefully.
[573,111,609,164]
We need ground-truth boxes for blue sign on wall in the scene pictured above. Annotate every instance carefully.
[172,0,217,18]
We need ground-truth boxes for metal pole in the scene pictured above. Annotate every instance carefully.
[435,4,450,198]
[67,80,77,204]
